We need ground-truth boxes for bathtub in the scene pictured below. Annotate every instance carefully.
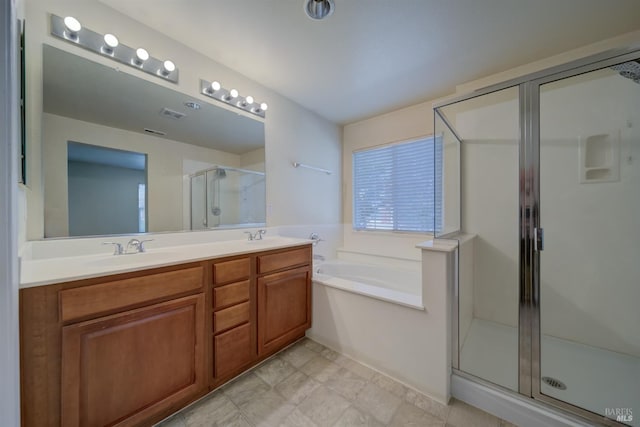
[313,259,423,309]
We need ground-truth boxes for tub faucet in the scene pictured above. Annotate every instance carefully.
[309,233,324,246]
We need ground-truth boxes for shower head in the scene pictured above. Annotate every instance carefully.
[611,60,640,84]
[214,168,227,179]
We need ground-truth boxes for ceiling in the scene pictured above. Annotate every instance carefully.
[43,46,265,155]
[99,0,640,125]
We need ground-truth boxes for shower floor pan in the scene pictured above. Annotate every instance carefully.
[460,318,639,426]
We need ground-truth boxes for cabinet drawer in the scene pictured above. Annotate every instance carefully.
[213,301,250,334]
[59,266,204,323]
[214,323,252,377]
[213,280,250,310]
[213,258,250,284]
[257,246,311,274]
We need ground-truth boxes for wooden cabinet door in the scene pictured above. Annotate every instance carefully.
[257,266,311,356]
[61,294,206,427]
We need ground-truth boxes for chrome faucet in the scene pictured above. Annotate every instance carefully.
[125,238,154,254]
[102,241,124,255]
[309,233,324,246]
[244,229,267,241]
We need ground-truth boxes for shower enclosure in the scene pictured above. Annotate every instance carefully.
[435,49,640,426]
[190,166,265,229]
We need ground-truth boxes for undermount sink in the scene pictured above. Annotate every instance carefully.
[88,251,179,267]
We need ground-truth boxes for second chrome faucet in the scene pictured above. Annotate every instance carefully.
[103,238,154,255]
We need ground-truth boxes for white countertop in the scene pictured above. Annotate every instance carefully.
[20,236,310,289]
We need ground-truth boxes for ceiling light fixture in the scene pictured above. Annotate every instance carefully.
[304,0,334,20]
[50,14,179,83]
[200,79,267,118]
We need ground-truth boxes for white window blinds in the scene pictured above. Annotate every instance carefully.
[353,136,442,233]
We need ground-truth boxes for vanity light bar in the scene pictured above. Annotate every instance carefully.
[50,14,179,84]
[200,79,267,118]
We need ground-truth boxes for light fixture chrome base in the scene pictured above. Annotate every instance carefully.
[199,79,266,118]
[50,14,179,84]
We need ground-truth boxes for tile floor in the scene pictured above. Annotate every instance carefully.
[157,338,518,427]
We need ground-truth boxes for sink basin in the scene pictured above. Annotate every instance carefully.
[88,251,180,267]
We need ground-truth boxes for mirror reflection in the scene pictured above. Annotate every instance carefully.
[42,45,266,238]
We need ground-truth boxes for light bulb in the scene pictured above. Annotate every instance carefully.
[245,96,254,105]
[103,34,119,48]
[63,16,82,33]
[260,102,268,111]
[210,81,221,91]
[136,48,149,62]
[163,60,176,73]
[229,89,238,99]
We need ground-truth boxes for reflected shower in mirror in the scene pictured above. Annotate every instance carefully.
[42,45,265,238]
[189,166,265,230]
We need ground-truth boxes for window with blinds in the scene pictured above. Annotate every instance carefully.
[352,136,442,233]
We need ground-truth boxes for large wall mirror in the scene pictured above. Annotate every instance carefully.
[41,45,266,238]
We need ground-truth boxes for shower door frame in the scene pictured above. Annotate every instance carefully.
[435,45,640,426]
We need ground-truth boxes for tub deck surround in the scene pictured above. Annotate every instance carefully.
[313,259,424,310]
[308,238,460,405]
[20,236,310,288]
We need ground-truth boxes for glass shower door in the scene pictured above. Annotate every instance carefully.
[436,86,521,393]
[537,58,640,425]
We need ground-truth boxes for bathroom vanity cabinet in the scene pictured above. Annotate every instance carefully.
[20,243,312,427]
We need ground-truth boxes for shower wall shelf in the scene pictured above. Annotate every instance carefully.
[578,131,620,183]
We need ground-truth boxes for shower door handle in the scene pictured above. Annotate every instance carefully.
[534,227,544,252]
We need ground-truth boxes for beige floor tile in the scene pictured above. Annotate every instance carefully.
[354,382,402,424]
[404,389,450,420]
[324,368,368,401]
[333,406,385,427]
[280,343,318,368]
[299,355,341,383]
[302,338,327,353]
[337,358,377,381]
[389,403,445,427]
[297,386,351,427]
[222,372,270,407]
[253,356,296,386]
[371,372,407,398]
[238,390,295,427]
[445,399,501,427]
[275,371,321,405]
[183,393,239,427]
[280,409,319,427]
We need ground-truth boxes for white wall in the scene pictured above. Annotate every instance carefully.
[0,0,21,425]
[23,0,341,240]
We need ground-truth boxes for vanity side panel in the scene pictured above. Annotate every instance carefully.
[20,284,62,427]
